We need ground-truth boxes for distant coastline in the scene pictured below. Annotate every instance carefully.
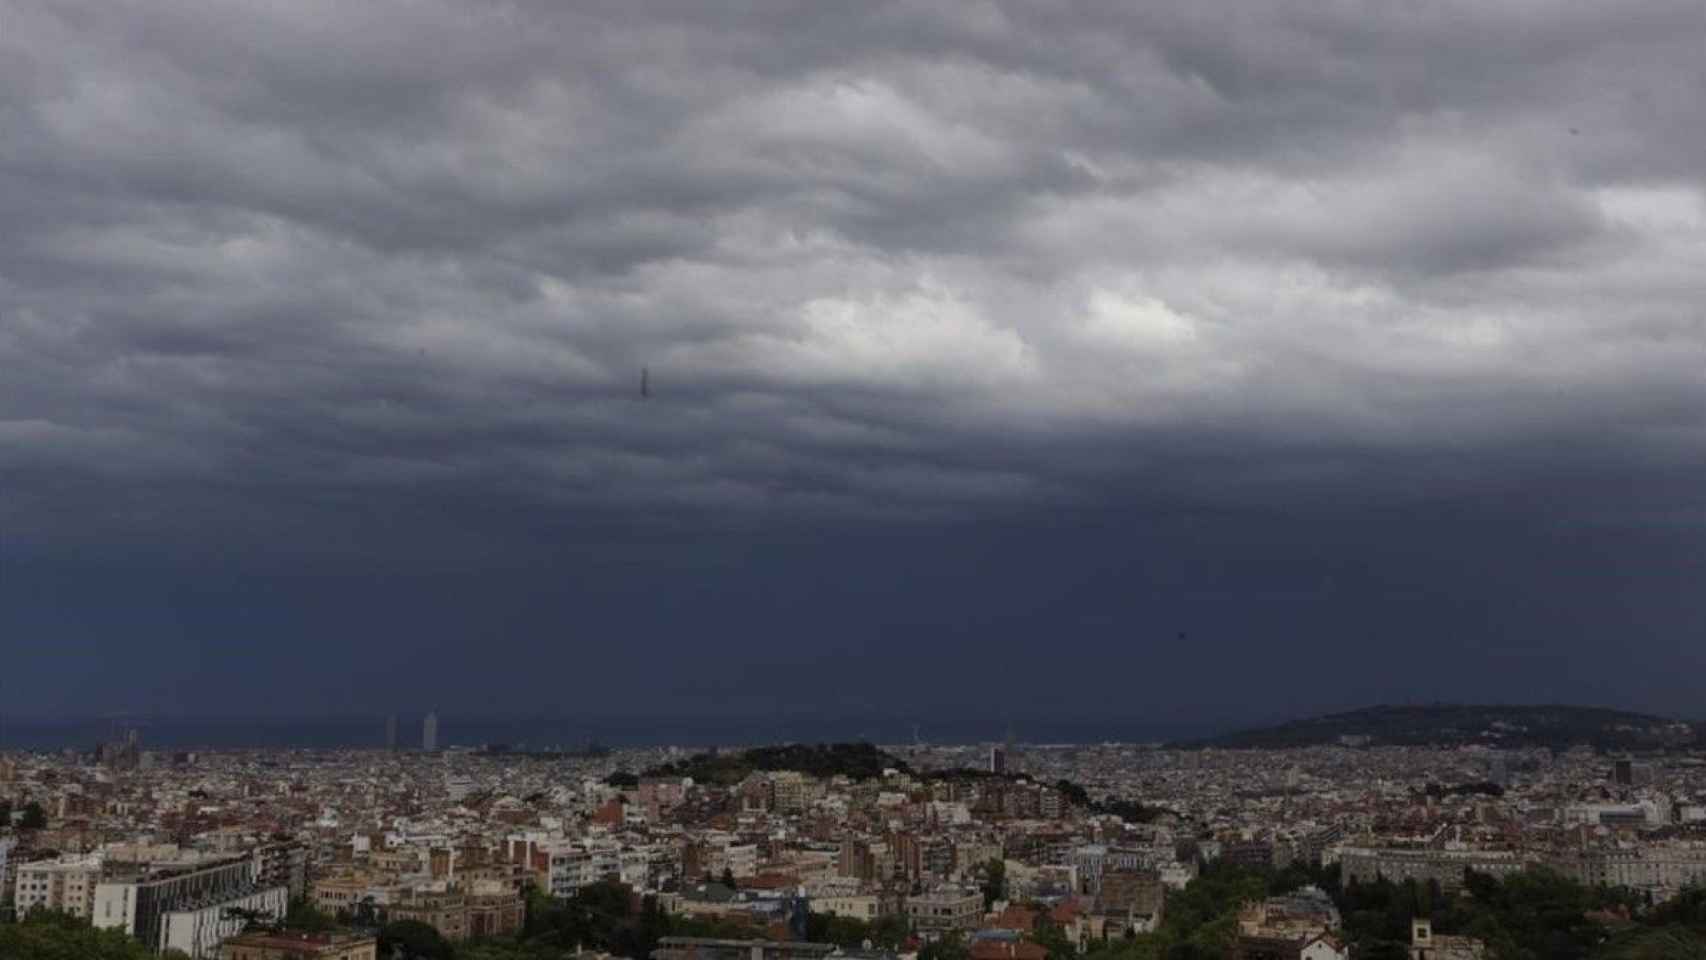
[0,714,1227,752]
[1172,703,1698,752]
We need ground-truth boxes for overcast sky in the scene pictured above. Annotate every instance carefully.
[4,1,1706,729]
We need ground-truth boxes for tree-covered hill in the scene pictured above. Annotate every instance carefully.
[640,742,910,785]
[1175,704,1695,751]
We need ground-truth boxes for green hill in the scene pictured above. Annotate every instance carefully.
[640,742,910,785]
[1176,704,1696,751]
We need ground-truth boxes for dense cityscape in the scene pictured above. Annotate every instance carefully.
[6,712,1706,959]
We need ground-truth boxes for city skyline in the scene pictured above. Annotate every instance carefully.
[6,2,1706,957]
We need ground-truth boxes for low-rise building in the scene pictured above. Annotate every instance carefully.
[906,887,983,938]
[387,890,470,943]
[1094,868,1164,938]
[812,893,886,921]
[384,885,526,943]
[220,930,379,960]
[1409,919,1485,960]
[1231,888,1347,960]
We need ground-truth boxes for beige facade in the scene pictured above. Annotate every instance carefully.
[221,931,378,960]
[13,856,102,918]
[384,887,525,943]
[387,892,470,942]
[1340,846,1526,891]
[1548,845,1706,899]
[312,874,378,916]
[907,887,983,937]
[812,893,885,920]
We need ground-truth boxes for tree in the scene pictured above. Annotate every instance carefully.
[1084,933,1172,960]
[285,895,337,932]
[19,801,48,831]
[0,909,156,959]
[1053,780,1091,807]
[981,858,1008,911]
[721,867,738,889]
[806,910,870,948]
[1594,925,1706,959]
[349,895,380,928]
[1030,914,1077,960]
[378,919,454,960]
[920,931,970,960]
[868,913,910,949]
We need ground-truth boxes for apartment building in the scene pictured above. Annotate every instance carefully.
[811,892,886,921]
[93,855,270,955]
[1339,847,1527,891]
[13,854,103,918]
[906,887,983,938]
[385,885,526,943]
[160,885,290,959]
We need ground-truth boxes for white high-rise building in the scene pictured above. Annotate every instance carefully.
[422,711,439,752]
[14,854,103,918]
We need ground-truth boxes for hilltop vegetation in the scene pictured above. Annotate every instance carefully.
[1179,704,1695,751]
[640,742,910,785]
[1054,861,1705,960]
[0,911,190,960]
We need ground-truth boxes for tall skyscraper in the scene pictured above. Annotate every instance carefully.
[422,711,439,752]
[385,715,398,751]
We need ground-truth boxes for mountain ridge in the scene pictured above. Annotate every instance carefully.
[1172,703,1697,751]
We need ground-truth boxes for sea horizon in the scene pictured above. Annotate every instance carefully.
[0,713,1238,753]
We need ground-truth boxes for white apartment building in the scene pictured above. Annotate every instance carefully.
[706,842,758,880]
[13,854,103,918]
[545,840,623,897]
[94,855,261,953]
[1549,845,1706,900]
[161,884,289,958]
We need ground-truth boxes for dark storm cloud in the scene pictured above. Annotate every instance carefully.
[5,1,1706,720]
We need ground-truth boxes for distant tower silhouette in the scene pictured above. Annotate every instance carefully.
[422,711,439,752]
[385,715,398,752]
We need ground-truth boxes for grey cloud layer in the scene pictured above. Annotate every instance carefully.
[5,0,1706,543]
